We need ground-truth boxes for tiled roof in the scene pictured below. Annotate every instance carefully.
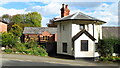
[23,27,57,34]
[102,27,120,38]
[55,12,106,23]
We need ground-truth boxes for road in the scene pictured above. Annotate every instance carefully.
[1,58,119,68]
[0,54,119,68]
[1,58,68,66]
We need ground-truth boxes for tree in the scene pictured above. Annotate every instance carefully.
[11,14,24,24]
[25,12,42,27]
[9,24,23,37]
[2,14,11,23]
[2,32,19,48]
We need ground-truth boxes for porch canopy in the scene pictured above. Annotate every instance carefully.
[54,12,106,24]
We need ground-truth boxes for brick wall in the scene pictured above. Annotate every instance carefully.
[24,31,57,43]
[0,22,7,32]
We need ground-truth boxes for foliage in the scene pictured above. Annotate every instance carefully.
[24,47,48,56]
[99,56,120,62]
[11,14,24,24]
[1,12,45,56]
[97,39,112,57]
[25,12,42,27]
[10,12,42,27]
[2,32,19,47]
[9,24,23,37]
[2,14,11,23]
[4,48,12,54]
[1,12,42,29]
[16,23,31,29]
[97,38,120,57]
[4,40,48,56]
[15,43,27,53]
[27,40,38,48]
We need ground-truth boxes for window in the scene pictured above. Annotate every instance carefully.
[42,36,44,40]
[63,25,64,30]
[95,43,98,52]
[87,25,89,31]
[81,40,88,51]
[63,43,67,53]
[42,36,49,40]
[79,24,85,30]
[60,23,61,32]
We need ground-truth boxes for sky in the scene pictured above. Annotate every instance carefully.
[0,0,119,26]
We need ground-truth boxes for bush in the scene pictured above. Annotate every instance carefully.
[26,47,48,56]
[4,41,48,56]
[15,43,27,53]
[97,38,120,57]
[9,24,23,37]
[4,48,12,54]
[2,32,20,48]
[99,56,120,62]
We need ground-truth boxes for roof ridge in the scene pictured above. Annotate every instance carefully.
[71,12,79,19]
[54,12,75,21]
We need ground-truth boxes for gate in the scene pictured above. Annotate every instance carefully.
[46,42,57,56]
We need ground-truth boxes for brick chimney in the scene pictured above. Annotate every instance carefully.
[60,4,70,18]
[60,4,64,18]
[64,5,70,16]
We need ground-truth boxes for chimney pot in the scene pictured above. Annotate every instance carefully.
[65,5,68,8]
[61,4,64,18]
[60,4,70,18]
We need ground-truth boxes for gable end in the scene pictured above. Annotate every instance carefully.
[72,29,96,41]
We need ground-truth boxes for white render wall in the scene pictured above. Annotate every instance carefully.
[72,24,80,37]
[57,21,102,57]
[94,25,102,43]
[72,24,102,43]
[74,33,95,58]
[57,21,73,56]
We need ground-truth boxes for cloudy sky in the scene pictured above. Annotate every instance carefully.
[0,0,119,26]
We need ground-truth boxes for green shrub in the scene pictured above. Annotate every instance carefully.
[115,57,120,61]
[14,43,27,52]
[37,47,48,56]
[4,48,12,54]
[3,39,48,56]
[99,57,108,61]
[2,32,19,48]
[9,24,23,37]
[97,38,120,57]
[24,47,48,56]
[15,41,47,56]
[100,56,120,62]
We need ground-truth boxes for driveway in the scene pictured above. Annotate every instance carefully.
[1,54,119,66]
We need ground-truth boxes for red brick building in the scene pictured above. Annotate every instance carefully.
[0,21,7,32]
[23,27,57,43]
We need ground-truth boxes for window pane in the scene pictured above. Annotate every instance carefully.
[47,36,49,40]
[87,25,89,31]
[81,40,88,51]
[79,24,85,30]
[43,36,44,40]
[63,43,67,53]
[63,25,64,30]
